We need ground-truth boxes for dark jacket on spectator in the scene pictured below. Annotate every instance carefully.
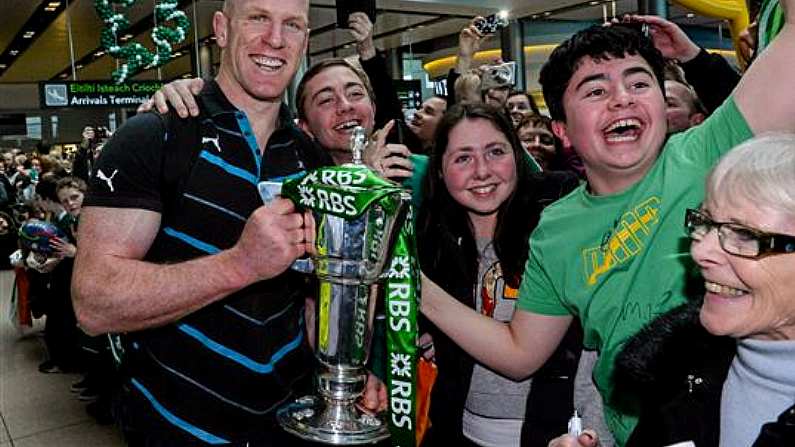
[681,48,742,114]
[615,300,795,447]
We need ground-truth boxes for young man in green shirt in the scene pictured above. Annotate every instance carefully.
[421,6,795,445]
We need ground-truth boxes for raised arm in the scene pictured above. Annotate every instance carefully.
[626,14,741,113]
[733,0,795,133]
[349,12,404,128]
[456,18,487,75]
[420,273,573,379]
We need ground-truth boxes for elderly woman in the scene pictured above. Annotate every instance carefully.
[552,134,795,447]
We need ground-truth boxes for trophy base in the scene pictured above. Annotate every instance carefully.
[277,395,390,445]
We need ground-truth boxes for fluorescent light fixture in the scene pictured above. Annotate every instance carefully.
[9,50,19,56]
[0,64,6,69]
[686,13,695,18]
[589,1,600,5]
[48,2,61,7]
[23,31,35,38]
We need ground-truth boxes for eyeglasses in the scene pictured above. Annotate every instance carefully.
[684,208,795,259]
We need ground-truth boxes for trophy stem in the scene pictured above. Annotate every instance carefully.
[317,365,367,405]
[277,283,389,444]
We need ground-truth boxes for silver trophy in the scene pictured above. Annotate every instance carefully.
[277,127,409,444]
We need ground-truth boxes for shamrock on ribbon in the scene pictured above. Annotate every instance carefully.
[94,0,190,83]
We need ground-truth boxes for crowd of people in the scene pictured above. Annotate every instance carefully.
[2,126,117,426]
[6,0,795,446]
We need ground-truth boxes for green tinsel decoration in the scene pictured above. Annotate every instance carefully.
[94,0,190,84]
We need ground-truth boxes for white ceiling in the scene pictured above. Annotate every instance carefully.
[0,0,728,84]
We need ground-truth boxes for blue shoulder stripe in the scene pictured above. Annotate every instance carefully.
[234,113,262,174]
[199,150,258,185]
[177,323,303,374]
[183,193,246,222]
[130,378,230,444]
[268,170,306,183]
[163,227,221,254]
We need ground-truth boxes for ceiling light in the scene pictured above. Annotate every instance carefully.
[48,2,61,7]
[686,13,695,18]
[45,7,56,12]
[23,31,35,39]
[543,11,552,16]
[75,64,83,69]
[589,1,600,5]
[9,50,19,56]
[0,64,6,69]
[95,50,105,57]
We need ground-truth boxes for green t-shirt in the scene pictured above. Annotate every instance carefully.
[516,98,753,445]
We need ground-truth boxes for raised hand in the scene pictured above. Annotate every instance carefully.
[457,17,489,73]
[348,12,377,60]
[621,14,701,62]
[365,120,414,181]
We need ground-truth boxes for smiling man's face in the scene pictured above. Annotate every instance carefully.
[214,0,310,103]
[298,65,375,163]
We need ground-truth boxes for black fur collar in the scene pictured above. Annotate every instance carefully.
[614,299,736,396]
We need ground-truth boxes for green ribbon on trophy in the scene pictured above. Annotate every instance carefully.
[282,165,420,447]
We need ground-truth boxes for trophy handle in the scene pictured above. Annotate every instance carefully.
[291,258,315,274]
[259,181,316,274]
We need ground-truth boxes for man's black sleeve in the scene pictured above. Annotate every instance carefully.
[680,48,742,113]
[84,112,167,212]
[360,53,405,128]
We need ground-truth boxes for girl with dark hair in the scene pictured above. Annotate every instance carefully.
[417,102,582,446]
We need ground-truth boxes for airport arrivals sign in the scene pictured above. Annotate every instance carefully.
[39,80,163,108]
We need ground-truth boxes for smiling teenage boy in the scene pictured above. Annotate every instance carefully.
[420,8,795,445]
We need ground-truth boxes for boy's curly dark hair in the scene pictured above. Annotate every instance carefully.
[539,24,666,122]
